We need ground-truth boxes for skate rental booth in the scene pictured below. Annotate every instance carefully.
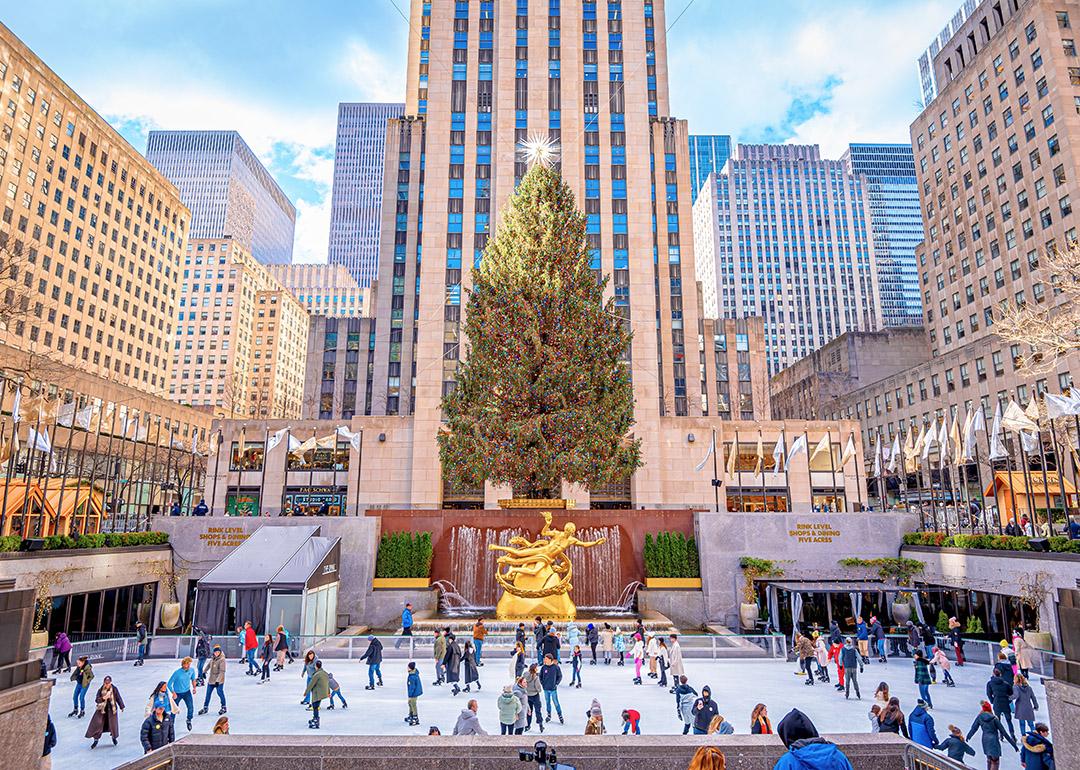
[192,524,342,637]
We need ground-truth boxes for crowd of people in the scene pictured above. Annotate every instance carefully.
[43,610,1055,770]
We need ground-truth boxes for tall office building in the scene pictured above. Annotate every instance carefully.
[327,102,403,287]
[693,144,882,376]
[267,263,367,317]
[688,134,732,202]
[918,0,986,105]
[171,238,309,418]
[842,143,924,327]
[810,0,1080,474]
[145,131,296,265]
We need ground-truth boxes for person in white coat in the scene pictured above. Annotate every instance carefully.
[631,634,645,685]
[667,635,686,693]
[645,635,660,679]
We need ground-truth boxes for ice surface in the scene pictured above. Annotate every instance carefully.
[47,652,1046,770]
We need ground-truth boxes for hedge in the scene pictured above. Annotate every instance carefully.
[643,531,700,578]
[374,531,434,579]
[0,531,168,552]
[902,531,1080,554]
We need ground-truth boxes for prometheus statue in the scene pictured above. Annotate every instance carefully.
[489,511,607,620]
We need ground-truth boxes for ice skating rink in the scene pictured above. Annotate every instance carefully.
[47,652,1046,770]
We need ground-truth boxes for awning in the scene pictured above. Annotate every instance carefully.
[271,536,340,591]
[984,470,1077,498]
[765,581,888,594]
[197,525,322,590]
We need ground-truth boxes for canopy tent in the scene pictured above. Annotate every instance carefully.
[984,471,1078,525]
[193,525,341,636]
[1,479,105,536]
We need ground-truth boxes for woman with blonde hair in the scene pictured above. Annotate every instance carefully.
[707,714,734,735]
[688,746,726,770]
[213,716,229,734]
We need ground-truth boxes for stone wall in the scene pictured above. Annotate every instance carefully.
[902,545,1080,647]
[697,512,917,628]
[115,732,912,770]
[1045,679,1080,770]
[637,589,709,629]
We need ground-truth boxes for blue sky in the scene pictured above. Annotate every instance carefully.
[2,0,957,262]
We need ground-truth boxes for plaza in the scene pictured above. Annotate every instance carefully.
[46,641,1043,770]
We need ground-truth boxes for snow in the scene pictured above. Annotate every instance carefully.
[47,651,1046,770]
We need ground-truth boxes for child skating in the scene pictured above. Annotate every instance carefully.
[570,645,582,688]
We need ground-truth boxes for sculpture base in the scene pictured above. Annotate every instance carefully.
[495,590,577,621]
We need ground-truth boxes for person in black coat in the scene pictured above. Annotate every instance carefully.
[586,623,600,665]
[43,715,56,759]
[690,685,719,734]
[985,671,1016,739]
[462,640,481,693]
[444,634,464,695]
[540,629,561,662]
[359,635,384,690]
[140,706,175,753]
[870,618,887,662]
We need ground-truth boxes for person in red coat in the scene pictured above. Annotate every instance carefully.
[243,621,259,676]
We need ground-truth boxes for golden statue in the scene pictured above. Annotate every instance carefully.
[489,511,606,620]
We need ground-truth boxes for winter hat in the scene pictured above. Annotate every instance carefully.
[916,699,928,707]
[999,640,1010,648]
[590,706,603,717]
[368,634,376,640]
[503,685,513,694]
[777,708,819,748]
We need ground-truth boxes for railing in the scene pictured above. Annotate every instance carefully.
[876,632,1061,678]
[904,743,971,770]
[34,631,790,667]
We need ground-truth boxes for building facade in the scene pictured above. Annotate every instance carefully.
[918,0,986,106]
[693,144,882,375]
[267,263,366,317]
[769,327,932,420]
[145,131,296,265]
[327,102,403,287]
[687,134,732,202]
[0,23,189,399]
[811,0,1080,507]
[170,238,309,419]
[842,143,925,327]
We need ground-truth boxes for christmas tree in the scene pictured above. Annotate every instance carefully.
[438,138,642,498]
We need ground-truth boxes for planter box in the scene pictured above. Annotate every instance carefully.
[372,578,430,590]
[645,577,702,589]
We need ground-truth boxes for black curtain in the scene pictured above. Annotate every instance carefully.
[193,588,229,635]
[235,588,268,634]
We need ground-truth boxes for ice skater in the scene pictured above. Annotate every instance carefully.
[259,633,273,683]
[656,637,669,688]
[326,669,348,710]
[444,633,463,696]
[586,623,599,665]
[359,634,384,690]
[432,629,447,685]
[613,627,626,665]
[303,661,329,729]
[462,640,481,692]
[570,645,583,688]
[69,655,95,718]
[631,633,645,685]
[931,646,955,687]
[524,664,544,733]
[540,653,563,724]
[404,661,422,725]
[197,645,227,716]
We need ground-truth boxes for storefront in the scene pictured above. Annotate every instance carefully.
[726,488,791,512]
[225,487,261,516]
[193,524,341,636]
[282,486,348,516]
[44,581,156,639]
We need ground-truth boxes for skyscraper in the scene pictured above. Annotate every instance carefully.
[917,0,985,105]
[688,134,732,201]
[145,130,296,265]
[842,143,924,327]
[327,102,404,287]
[693,144,882,375]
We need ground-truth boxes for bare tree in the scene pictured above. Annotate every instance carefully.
[0,236,38,334]
[995,242,1080,375]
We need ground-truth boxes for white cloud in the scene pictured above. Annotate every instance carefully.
[339,38,407,103]
[669,0,956,156]
[292,196,334,264]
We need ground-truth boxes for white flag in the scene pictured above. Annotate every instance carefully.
[57,401,76,427]
[786,434,807,467]
[1002,400,1038,433]
[74,405,95,431]
[692,433,715,473]
[267,428,290,453]
[287,434,304,454]
[872,434,882,476]
[937,417,949,456]
[10,387,22,424]
[989,403,1007,460]
[1045,392,1080,418]
[887,434,901,473]
[27,426,51,453]
[772,434,786,473]
[920,422,935,460]
[840,434,857,467]
[809,434,831,463]
[336,425,363,453]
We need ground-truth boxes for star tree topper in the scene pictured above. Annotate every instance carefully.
[517,132,561,169]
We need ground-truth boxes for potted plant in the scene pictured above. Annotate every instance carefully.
[30,570,65,649]
[1018,571,1054,650]
[372,532,434,589]
[149,564,183,630]
[643,532,702,588]
[738,557,784,630]
[839,557,923,625]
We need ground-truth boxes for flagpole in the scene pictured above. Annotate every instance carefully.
[804,431,814,512]
[825,429,838,511]
[1016,430,1038,535]
[0,378,14,535]
[852,431,863,513]
[876,430,886,511]
[94,405,117,531]
[185,437,197,515]
[280,428,291,516]
[758,430,766,513]
[897,424,909,515]
[981,407,1007,535]
[971,436,989,534]
[258,427,270,516]
[136,416,154,532]
[65,402,92,535]
[121,412,141,532]
[52,396,79,535]
[1034,409,1055,536]
[308,427,317,500]
[353,429,364,517]
[781,429,790,512]
[711,428,720,513]
[210,428,224,517]
[21,392,45,535]
[734,429,742,512]
[1001,425,1020,532]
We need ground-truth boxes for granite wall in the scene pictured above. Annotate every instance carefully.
[1045,679,1079,770]
[115,733,912,770]
[695,511,917,628]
